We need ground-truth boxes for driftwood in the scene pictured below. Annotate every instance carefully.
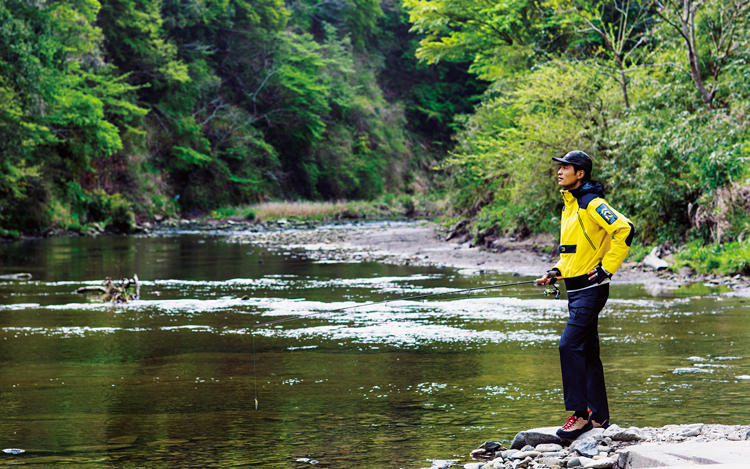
[75,274,140,303]
[75,286,107,295]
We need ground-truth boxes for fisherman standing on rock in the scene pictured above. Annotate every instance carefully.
[537,150,635,440]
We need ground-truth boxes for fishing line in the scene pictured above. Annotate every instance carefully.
[251,332,258,411]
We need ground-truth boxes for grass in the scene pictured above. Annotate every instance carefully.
[671,239,750,276]
[209,195,447,223]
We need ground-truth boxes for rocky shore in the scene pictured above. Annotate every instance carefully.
[208,219,750,297]
[439,423,750,469]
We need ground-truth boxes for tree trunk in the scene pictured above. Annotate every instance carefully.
[616,55,630,109]
[681,1,715,109]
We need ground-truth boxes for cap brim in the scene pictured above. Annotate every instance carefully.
[551,157,567,164]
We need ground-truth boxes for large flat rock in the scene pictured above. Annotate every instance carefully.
[619,440,750,468]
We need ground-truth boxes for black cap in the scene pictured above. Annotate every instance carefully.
[552,150,592,177]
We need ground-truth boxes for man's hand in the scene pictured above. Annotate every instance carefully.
[587,266,611,284]
[536,268,561,285]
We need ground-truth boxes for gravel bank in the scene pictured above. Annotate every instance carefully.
[452,423,750,469]
[221,219,750,296]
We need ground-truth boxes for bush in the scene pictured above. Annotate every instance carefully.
[66,185,135,233]
[672,240,750,276]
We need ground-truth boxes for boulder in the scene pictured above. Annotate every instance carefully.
[617,440,750,467]
[511,427,564,450]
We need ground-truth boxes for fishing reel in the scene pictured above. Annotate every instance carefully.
[543,283,560,300]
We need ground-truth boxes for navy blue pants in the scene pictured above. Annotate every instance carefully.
[559,284,610,422]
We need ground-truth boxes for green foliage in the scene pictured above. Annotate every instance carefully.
[672,240,750,276]
[405,0,749,272]
[447,60,612,234]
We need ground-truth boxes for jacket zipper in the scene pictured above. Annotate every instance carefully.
[576,210,596,250]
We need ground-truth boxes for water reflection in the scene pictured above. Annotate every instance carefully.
[0,232,748,467]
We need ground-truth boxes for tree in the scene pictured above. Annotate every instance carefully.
[547,0,657,108]
[654,0,750,110]
[403,0,556,81]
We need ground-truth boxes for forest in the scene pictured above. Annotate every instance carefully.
[1,0,748,272]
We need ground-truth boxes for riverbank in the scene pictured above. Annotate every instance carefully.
[8,217,749,296]
[454,423,750,469]
[220,219,750,297]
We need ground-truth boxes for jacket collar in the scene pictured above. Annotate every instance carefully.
[560,180,604,205]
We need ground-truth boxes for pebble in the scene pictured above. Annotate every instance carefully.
[582,457,616,469]
[428,459,458,469]
[569,438,598,458]
[2,448,25,455]
[501,450,519,459]
[485,456,503,468]
[602,424,643,442]
[510,451,541,460]
[535,444,563,453]
[539,456,563,467]
[541,451,566,458]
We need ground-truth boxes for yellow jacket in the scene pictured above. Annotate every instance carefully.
[553,181,634,284]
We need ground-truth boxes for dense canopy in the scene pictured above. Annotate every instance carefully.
[1,0,748,271]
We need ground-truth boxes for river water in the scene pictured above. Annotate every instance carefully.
[0,227,748,467]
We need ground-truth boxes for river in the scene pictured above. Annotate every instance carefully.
[0,226,748,467]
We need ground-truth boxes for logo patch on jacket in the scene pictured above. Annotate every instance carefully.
[596,203,618,225]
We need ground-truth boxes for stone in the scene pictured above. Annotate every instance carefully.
[511,427,564,450]
[582,457,616,469]
[0,273,32,280]
[2,448,25,455]
[727,432,743,441]
[428,459,457,469]
[618,440,750,467]
[643,247,669,270]
[472,441,504,459]
[566,457,580,468]
[515,457,532,468]
[535,444,563,453]
[541,451,566,458]
[539,457,563,467]
[501,450,519,459]
[680,423,703,437]
[576,428,604,441]
[602,425,643,442]
[510,451,540,460]
[464,464,483,469]
[570,438,599,458]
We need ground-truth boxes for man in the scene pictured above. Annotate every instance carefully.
[537,150,634,439]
